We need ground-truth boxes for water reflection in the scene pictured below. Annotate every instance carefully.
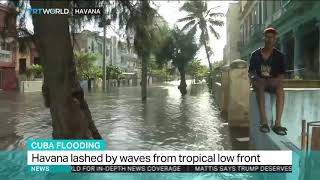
[0,81,232,150]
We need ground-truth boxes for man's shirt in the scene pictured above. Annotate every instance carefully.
[248,48,286,78]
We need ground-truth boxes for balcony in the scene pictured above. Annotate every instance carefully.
[248,24,264,44]
[0,49,12,62]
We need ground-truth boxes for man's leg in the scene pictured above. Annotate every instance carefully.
[271,78,285,127]
[254,78,268,125]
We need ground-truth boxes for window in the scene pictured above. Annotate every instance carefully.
[106,48,109,56]
[264,1,268,22]
[121,57,125,64]
[98,43,102,54]
[272,0,276,13]
[259,1,262,24]
[91,41,94,52]
[254,4,258,25]
[34,57,41,65]
[0,42,10,51]
[0,69,3,89]
[0,53,10,60]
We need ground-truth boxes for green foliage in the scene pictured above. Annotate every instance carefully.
[25,68,32,80]
[26,64,43,79]
[31,64,43,78]
[117,1,162,59]
[206,71,213,90]
[187,59,209,81]
[93,65,102,79]
[151,68,167,79]
[178,1,225,71]
[74,51,100,80]
[154,27,199,69]
[206,61,224,89]
[212,61,224,70]
[105,65,123,80]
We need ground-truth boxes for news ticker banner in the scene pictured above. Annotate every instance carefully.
[26,140,293,173]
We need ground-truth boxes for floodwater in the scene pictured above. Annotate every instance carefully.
[0,81,256,180]
[0,81,236,150]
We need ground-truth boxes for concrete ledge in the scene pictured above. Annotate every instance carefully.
[283,80,320,88]
[20,81,43,92]
[250,89,320,149]
[212,82,222,109]
[249,90,314,180]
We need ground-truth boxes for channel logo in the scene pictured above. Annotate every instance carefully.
[28,8,103,15]
[28,8,69,15]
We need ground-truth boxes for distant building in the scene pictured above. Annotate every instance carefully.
[72,30,111,68]
[0,4,17,90]
[72,30,139,74]
[224,2,241,65]
[16,29,40,77]
[117,40,138,73]
[238,1,320,79]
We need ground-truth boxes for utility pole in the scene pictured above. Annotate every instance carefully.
[99,18,110,91]
[102,25,106,90]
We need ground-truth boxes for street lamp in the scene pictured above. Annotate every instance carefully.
[99,18,111,91]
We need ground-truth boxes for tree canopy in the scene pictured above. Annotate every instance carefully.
[178,1,224,72]
[74,51,101,80]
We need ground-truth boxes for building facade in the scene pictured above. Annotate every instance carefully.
[0,4,17,90]
[238,0,320,79]
[117,40,138,73]
[16,30,40,78]
[73,30,110,68]
[223,2,241,65]
[73,30,139,74]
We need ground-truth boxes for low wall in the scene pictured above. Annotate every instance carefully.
[221,70,229,115]
[212,82,222,109]
[249,88,320,180]
[20,81,43,92]
[228,66,249,127]
[250,88,320,150]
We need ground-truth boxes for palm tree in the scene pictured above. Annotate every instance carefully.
[178,1,224,72]
[115,0,162,101]
[4,0,160,138]
[155,28,198,94]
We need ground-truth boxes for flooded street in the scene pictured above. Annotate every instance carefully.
[0,81,258,180]
[0,81,237,150]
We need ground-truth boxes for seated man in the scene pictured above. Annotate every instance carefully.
[248,27,287,136]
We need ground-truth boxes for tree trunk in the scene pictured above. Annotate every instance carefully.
[31,1,102,139]
[141,55,148,101]
[204,43,213,73]
[88,79,92,91]
[178,65,187,95]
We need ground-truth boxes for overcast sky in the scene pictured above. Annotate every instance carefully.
[23,1,236,66]
[154,1,233,65]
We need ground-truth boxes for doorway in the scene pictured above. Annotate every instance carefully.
[19,58,26,74]
[0,69,3,89]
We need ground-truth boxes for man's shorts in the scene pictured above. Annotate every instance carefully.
[252,77,283,93]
